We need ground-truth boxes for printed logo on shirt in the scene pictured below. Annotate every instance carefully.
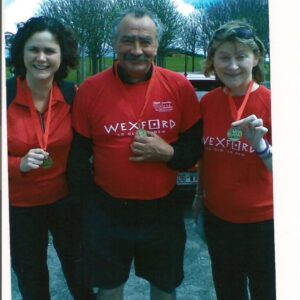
[152,101,173,112]
[104,119,176,136]
[203,135,255,157]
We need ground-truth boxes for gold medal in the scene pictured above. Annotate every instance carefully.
[227,127,243,141]
[42,156,54,169]
[136,129,148,137]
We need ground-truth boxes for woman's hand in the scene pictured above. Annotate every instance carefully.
[20,148,49,173]
[232,114,272,171]
[231,114,268,151]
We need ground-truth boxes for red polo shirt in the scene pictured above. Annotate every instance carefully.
[8,78,73,207]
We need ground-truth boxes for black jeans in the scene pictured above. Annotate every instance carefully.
[204,208,276,300]
[10,196,92,300]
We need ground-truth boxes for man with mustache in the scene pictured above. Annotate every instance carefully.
[68,7,202,300]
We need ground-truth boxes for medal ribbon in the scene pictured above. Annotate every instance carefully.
[227,80,254,121]
[28,84,53,151]
[114,61,155,127]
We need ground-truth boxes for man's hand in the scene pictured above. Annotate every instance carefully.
[129,131,174,163]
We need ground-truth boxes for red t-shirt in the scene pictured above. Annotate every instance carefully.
[72,65,201,200]
[200,85,273,223]
[8,78,73,207]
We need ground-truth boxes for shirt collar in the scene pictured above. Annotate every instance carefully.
[14,76,65,107]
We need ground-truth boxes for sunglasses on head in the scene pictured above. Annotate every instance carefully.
[214,27,254,40]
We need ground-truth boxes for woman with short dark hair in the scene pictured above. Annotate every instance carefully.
[6,16,91,300]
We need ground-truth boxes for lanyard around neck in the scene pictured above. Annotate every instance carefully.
[114,62,154,126]
[27,83,53,151]
[227,80,254,121]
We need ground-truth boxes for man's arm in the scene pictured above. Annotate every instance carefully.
[67,131,94,200]
[167,120,203,171]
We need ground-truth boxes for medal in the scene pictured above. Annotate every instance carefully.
[227,127,243,141]
[42,156,54,168]
[136,128,148,137]
[226,80,254,140]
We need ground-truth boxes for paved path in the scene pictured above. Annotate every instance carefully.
[11,212,217,300]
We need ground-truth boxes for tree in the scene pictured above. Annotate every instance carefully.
[180,11,202,72]
[197,0,270,56]
[112,0,182,67]
[39,0,183,74]
[82,0,114,74]
[196,10,212,57]
[38,0,115,82]
[143,0,182,67]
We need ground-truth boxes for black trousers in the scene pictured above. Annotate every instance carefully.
[204,208,276,300]
[10,196,92,300]
[80,187,186,292]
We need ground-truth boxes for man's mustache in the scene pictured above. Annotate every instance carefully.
[123,53,149,62]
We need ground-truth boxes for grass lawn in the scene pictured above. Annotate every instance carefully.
[6,54,270,83]
[65,55,207,83]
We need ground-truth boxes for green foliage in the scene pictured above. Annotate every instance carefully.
[6,54,269,83]
[165,55,205,73]
[63,54,269,83]
[64,55,206,83]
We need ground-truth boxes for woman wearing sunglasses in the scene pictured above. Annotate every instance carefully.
[193,21,275,299]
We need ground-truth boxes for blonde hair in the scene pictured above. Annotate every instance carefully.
[204,20,266,83]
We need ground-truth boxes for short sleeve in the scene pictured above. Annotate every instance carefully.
[178,78,202,132]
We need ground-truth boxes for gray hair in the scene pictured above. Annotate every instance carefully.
[112,7,164,44]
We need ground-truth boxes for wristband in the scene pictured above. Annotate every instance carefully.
[255,140,269,156]
[261,146,272,160]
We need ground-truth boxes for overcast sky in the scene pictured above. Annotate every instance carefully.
[4,0,196,33]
